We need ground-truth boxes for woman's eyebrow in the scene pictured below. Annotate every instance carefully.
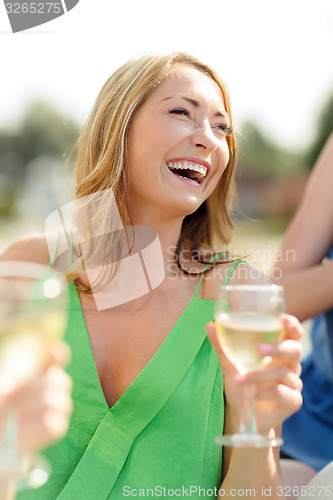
[162,94,228,118]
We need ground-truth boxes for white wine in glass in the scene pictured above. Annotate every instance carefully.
[215,284,285,447]
[0,261,68,490]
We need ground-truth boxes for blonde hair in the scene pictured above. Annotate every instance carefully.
[70,52,237,288]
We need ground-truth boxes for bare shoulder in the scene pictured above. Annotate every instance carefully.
[0,233,53,265]
[226,261,270,285]
[203,260,270,300]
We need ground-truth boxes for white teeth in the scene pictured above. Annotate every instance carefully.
[167,161,207,177]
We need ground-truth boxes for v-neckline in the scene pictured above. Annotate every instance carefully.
[68,282,213,413]
[57,285,219,500]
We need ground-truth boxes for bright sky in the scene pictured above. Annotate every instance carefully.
[0,0,332,149]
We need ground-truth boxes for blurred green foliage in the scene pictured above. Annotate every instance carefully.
[0,101,79,169]
[305,93,333,170]
[236,121,303,179]
[0,90,332,220]
[237,88,333,178]
[0,101,80,216]
[233,88,333,220]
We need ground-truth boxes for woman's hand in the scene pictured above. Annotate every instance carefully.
[207,314,303,436]
[0,341,73,454]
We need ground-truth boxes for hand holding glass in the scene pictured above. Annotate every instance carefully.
[0,262,68,490]
[215,284,285,447]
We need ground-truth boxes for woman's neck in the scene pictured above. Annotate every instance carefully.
[125,212,184,279]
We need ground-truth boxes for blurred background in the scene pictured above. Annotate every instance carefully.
[1,0,333,291]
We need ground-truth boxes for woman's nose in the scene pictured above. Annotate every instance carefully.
[190,122,218,151]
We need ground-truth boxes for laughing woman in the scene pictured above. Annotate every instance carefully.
[1,53,303,499]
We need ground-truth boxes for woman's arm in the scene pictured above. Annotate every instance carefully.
[272,133,333,320]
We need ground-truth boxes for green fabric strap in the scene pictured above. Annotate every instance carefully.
[194,257,247,298]
[48,231,74,268]
[48,232,62,268]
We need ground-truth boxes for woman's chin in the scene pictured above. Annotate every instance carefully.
[165,196,204,218]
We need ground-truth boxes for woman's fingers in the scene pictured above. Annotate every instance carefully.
[255,384,303,431]
[257,382,303,416]
[49,340,72,367]
[207,319,302,375]
[0,340,73,454]
[258,339,303,374]
[281,314,304,341]
[8,365,72,410]
[4,364,73,453]
[237,365,303,392]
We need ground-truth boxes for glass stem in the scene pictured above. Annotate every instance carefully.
[248,384,258,434]
[3,408,20,470]
[0,477,16,500]
[240,383,258,435]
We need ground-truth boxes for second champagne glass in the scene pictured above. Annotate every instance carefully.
[215,284,285,447]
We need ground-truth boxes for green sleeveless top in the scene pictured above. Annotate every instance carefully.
[17,258,244,500]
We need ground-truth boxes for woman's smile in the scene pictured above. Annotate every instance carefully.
[166,157,210,185]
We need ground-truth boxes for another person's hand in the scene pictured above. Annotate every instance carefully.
[207,314,303,437]
[0,341,73,454]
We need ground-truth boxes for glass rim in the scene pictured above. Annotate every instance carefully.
[218,284,284,292]
[0,261,64,280]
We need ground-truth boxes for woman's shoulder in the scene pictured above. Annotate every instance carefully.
[202,259,270,300]
[225,260,270,285]
[0,233,52,265]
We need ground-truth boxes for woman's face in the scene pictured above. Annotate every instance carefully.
[126,64,231,221]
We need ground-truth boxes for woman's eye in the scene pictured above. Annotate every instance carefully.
[214,124,232,136]
[169,108,190,117]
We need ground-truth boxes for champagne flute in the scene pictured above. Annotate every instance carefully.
[215,284,285,447]
[0,261,68,490]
